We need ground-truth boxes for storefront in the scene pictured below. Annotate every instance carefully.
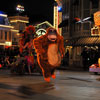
[65,36,100,70]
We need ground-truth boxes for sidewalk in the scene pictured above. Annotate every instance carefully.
[57,65,85,71]
[0,68,10,75]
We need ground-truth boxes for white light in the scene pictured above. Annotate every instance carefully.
[0,24,14,28]
[0,14,7,17]
[10,20,29,23]
[82,17,91,22]
[5,41,12,46]
[16,5,25,12]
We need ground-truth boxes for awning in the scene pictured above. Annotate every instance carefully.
[66,38,79,46]
[75,37,98,46]
[66,36,100,46]
[94,37,100,45]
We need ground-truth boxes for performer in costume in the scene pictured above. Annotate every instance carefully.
[19,25,36,74]
[33,27,65,82]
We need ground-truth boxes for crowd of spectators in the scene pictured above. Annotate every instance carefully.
[0,47,20,69]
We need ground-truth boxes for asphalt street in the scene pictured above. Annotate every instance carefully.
[0,69,100,100]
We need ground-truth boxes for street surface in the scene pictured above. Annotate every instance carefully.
[0,69,100,100]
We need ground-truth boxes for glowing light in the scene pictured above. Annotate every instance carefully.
[0,14,7,17]
[16,5,25,12]
[5,41,12,46]
[36,29,46,37]
[54,6,59,30]
[0,64,2,68]
[16,33,20,36]
[10,20,29,23]
[0,24,14,28]
[11,29,19,32]
[58,6,62,12]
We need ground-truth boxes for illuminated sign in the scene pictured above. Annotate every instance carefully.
[94,11,100,26]
[0,11,7,17]
[36,29,46,37]
[91,26,100,36]
[5,41,12,46]
[54,6,58,30]
[16,5,25,12]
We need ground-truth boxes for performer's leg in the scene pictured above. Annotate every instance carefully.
[38,59,51,82]
[51,68,56,79]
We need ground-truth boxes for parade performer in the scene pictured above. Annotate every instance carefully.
[19,25,36,74]
[33,27,65,82]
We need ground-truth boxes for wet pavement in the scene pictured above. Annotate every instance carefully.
[0,70,100,100]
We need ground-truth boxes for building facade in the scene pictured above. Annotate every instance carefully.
[8,15,29,46]
[0,11,19,48]
[61,0,100,69]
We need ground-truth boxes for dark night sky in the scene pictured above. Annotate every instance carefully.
[0,0,55,24]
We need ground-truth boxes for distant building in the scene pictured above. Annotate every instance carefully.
[0,11,18,48]
[8,16,29,31]
[8,15,29,46]
[60,0,100,69]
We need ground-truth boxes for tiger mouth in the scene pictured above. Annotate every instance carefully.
[50,38,56,40]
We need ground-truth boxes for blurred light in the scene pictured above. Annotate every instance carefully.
[5,41,12,46]
[11,29,19,32]
[16,33,20,36]
[16,5,25,12]
[0,25,14,28]
[0,14,7,17]
[36,28,46,37]
[58,6,62,12]
[82,17,91,22]
[0,11,7,17]
[10,20,29,23]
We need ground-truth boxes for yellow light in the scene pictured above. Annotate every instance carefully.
[0,14,7,17]
[17,5,21,8]
[5,41,12,46]
[54,6,59,30]
[36,21,53,27]
[70,46,73,49]
[11,29,19,32]
[0,43,6,45]
[0,24,14,28]
[16,33,20,36]
[10,20,29,23]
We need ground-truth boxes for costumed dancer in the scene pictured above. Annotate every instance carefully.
[19,25,36,74]
[33,27,65,82]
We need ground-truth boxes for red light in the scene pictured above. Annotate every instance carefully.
[0,64,2,68]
